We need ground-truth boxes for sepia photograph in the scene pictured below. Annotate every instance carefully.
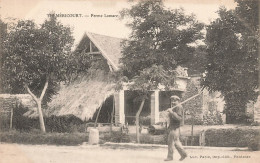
[0,0,259,162]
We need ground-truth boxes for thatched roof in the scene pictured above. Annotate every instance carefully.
[46,76,116,120]
[19,77,115,120]
[77,32,124,71]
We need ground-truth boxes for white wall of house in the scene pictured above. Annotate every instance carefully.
[114,90,125,124]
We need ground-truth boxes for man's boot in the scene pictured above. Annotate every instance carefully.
[179,153,187,161]
[164,158,173,161]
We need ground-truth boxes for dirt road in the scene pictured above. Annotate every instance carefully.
[0,143,259,163]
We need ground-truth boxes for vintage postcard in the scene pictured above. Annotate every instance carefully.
[0,0,259,163]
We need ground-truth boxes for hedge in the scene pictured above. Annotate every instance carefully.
[102,131,131,143]
[0,130,88,146]
[204,128,260,149]
[1,103,87,133]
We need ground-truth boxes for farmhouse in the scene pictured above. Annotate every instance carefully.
[45,32,190,125]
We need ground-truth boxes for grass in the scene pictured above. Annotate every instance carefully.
[0,130,88,146]
[1,125,259,150]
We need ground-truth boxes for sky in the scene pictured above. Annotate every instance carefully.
[0,0,237,45]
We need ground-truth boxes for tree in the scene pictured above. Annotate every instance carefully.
[2,16,74,132]
[120,0,203,142]
[202,0,259,124]
[0,19,8,93]
[183,45,207,76]
[120,0,203,78]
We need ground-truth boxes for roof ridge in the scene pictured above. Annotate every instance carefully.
[86,31,126,40]
[86,32,120,71]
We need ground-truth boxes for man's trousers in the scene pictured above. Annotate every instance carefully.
[166,128,187,159]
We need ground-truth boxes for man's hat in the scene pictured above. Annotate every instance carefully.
[170,95,180,101]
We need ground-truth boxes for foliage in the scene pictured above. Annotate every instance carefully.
[1,15,74,132]
[184,116,204,125]
[103,131,131,143]
[202,110,223,125]
[0,131,88,146]
[9,103,85,132]
[202,0,259,123]
[183,45,207,75]
[44,115,84,133]
[120,0,204,79]
[132,133,199,146]
[0,113,10,131]
[248,134,260,151]
[140,116,151,126]
[204,128,260,147]
[2,17,74,97]
[139,134,167,144]
[183,80,203,120]
[120,0,204,98]
[130,65,177,91]
[0,19,8,93]
[12,104,38,131]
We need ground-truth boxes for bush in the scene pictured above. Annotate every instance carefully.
[138,134,198,146]
[139,134,167,144]
[11,103,85,133]
[250,121,260,126]
[248,135,260,151]
[0,112,11,131]
[102,131,130,143]
[0,131,88,146]
[180,136,200,146]
[203,111,223,125]
[12,104,39,131]
[204,128,260,148]
[184,116,204,125]
[140,116,151,126]
[184,112,223,126]
[44,115,84,133]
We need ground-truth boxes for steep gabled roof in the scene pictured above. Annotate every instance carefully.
[47,77,115,120]
[76,32,124,71]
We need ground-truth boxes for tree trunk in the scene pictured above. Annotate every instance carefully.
[36,100,46,132]
[95,107,102,128]
[25,79,49,133]
[136,97,145,143]
[110,95,115,135]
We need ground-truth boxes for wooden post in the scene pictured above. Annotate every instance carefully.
[110,95,115,135]
[10,107,13,129]
[136,97,145,143]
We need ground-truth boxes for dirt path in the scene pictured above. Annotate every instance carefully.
[0,143,259,163]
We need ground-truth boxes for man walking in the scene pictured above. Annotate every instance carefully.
[164,95,187,161]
